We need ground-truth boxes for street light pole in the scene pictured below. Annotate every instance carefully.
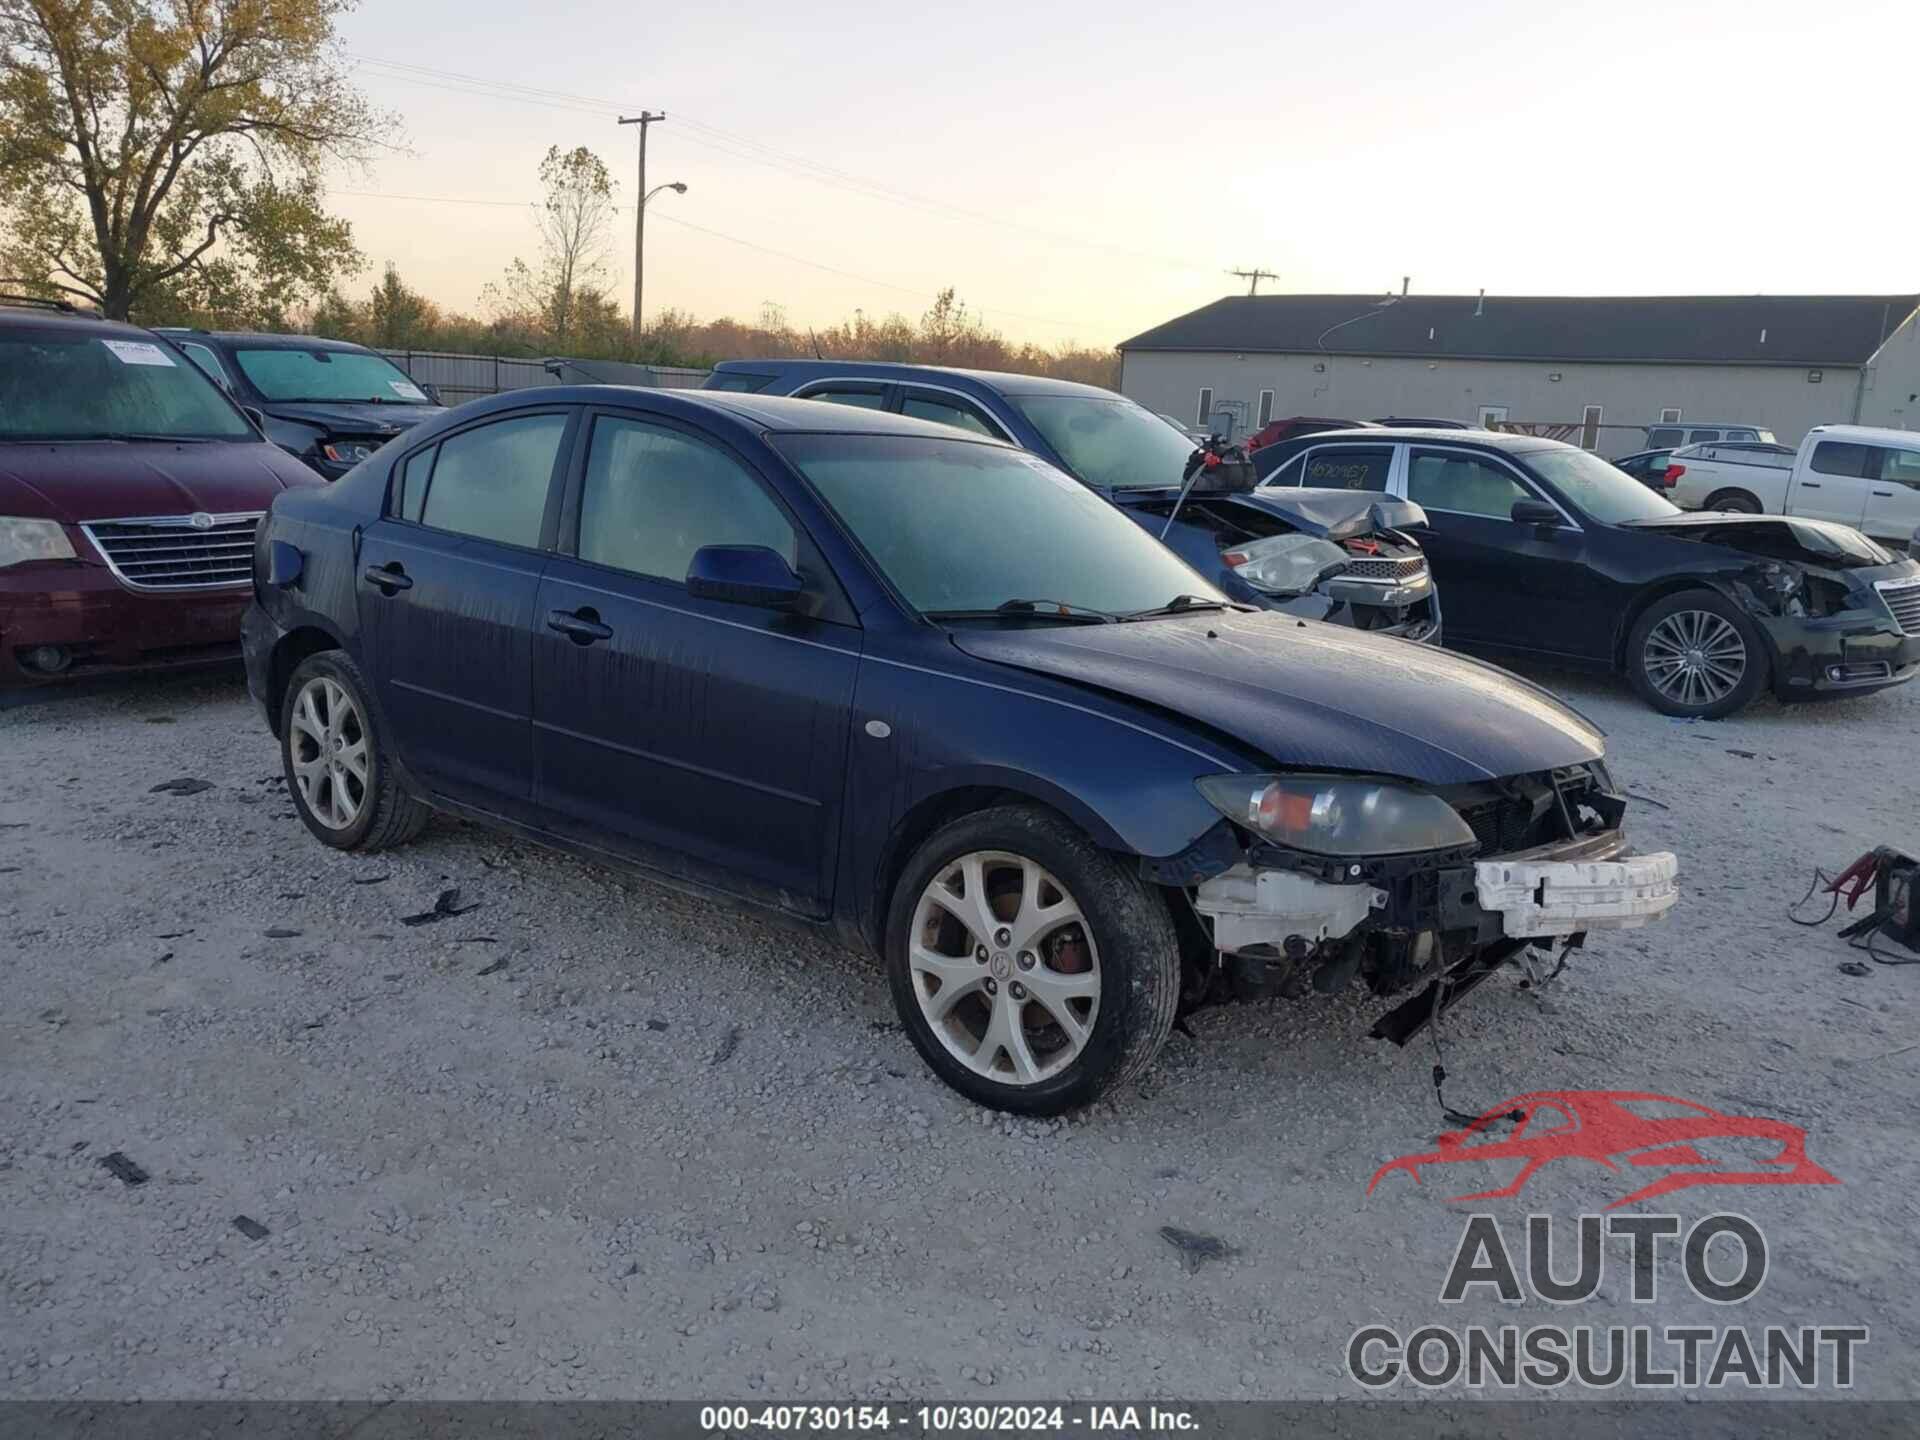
[618,111,665,341]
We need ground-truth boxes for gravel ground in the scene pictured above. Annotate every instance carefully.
[2,661,1917,1403]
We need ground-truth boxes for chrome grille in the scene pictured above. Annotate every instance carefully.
[1343,555,1428,584]
[82,513,262,591]
[1878,577,1920,638]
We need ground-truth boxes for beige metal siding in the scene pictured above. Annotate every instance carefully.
[1860,308,1920,433]
[1119,351,1864,455]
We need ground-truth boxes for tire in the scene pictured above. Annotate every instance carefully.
[884,805,1179,1115]
[1626,589,1769,719]
[281,650,430,851]
[1703,489,1761,515]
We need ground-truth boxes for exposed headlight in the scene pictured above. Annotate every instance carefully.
[0,517,77,569]
[320,440,379,465]
[1196,773,1476,857]
[1220,533,1349,597]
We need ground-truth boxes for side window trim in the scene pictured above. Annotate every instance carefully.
[397,406,579,552]
[791,378,897,409]
[1402,444,1581,530]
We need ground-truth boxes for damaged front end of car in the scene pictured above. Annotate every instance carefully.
[1159,762,1678,1043]
[1624,514,1920,697]
[1125,484,1443,645]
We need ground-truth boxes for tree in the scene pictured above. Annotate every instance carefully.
[0,0,383,319]
[485,144,616,345]
[366,263,434,348]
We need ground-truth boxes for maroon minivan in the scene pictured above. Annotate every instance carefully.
[0,302,324,684]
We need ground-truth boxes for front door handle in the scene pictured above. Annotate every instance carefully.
[1799,481,1822,488]
[546,607,613,644]
[362,563,412,593]
[1872,489,1894,497]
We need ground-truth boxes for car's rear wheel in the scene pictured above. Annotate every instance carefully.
[1703,489,1761,514]
[1627,589,1768,719]
[885,805,1179,1115]
[282,651,430,851]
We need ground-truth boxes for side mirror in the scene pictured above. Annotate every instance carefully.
[1511,498,1563,532]
[686,545,804,611]
[420,382,444,406]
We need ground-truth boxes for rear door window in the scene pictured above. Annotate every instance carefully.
[1647,428,1684,448]
[1407,450,1533,520]
[1687,429,1720,444]
[1810,441,1874,479]
[1301,446,1395,491]
[705,372,775,393]
[417,413,569,548]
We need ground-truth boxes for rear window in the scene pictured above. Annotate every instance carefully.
[0,330,254,441]
[705,371,775,393]
[1647,428,1684,448]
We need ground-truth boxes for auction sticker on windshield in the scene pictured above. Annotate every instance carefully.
[101,340,177,367]
[389,379,428,400]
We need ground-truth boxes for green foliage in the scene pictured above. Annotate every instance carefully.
[0,0,381,319]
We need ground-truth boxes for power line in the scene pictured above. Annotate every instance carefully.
[347,54,1213,276]
[1229,267,1279,296]
[328,188,1107,332]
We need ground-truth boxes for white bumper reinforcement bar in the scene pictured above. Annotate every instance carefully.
[1474,851,1680,938]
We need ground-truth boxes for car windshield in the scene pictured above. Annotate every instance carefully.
[778,434,1225,618]
[1525,446,1682,523]
[1010,394,1197,490]
[0,330,255,441]
[232,347,433,404]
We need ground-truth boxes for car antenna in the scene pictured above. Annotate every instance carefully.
[808,329,824,359]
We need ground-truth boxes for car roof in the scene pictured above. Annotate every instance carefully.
[461,384,1015,441]
[1284,424,1561,453]
[710,357,1119,399]
[1805,422,1920,447]
[152,328,376,353]
[0,304,164,340]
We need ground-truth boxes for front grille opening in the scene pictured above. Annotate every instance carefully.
[82,515,261,591]
[1880,583,1920,638]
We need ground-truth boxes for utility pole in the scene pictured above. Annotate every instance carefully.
[1229,267,1278,296]
[619,111,665,341]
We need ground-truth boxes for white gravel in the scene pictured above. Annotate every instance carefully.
[2,662,1917,1401]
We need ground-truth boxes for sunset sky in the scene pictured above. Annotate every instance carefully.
[331,0,1920,348]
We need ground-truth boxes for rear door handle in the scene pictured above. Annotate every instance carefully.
[546,607,613,644]
[1799,481,1822,488]
[1872,489,1895,497]
[362,563,412,593]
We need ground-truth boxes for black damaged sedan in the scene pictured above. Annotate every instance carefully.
[1262,429,1920,717]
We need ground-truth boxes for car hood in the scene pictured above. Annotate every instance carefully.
[1620,512,1896,568]
[950,609,1604,783]
[260,400,445,435]
[0,440,320,524]
[1234,485,1429,540]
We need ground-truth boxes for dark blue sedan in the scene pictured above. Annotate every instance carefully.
[709,361,1441,644]
[243,386,1676,1113]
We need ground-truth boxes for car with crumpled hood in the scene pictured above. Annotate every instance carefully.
[242,386,1675,1114]
[705,360,1442,644]
[0,302,324,685]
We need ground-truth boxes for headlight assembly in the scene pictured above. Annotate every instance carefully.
[321,440,379,466]
[1196,773,1476,857]
[1220,533,1349,597]
[0,517,77,569]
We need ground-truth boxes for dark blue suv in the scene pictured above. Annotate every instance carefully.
[709,361,1440,644]
[243,384,1672,1113]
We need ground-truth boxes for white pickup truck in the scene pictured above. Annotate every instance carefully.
[1667,424,1920,546]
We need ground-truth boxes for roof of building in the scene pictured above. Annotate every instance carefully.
[1118,293,1920,368]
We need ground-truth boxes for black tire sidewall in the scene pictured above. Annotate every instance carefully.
[884,807,1171,1115]
[1627,589,1769,718]
[281,652,390,850]
[1705,490,1760,514]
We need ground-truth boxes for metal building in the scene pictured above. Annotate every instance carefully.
[1117,293,1920,454]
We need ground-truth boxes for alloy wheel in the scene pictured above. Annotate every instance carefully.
[908,851,1101,1085]
[1643,609,1748,708]
[288,676,369,831]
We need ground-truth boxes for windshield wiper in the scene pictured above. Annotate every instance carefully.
[1118,593,1235,621]
[925,598,1117,624]
[103,432,219,444]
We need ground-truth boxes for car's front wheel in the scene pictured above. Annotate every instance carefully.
[1627,589,1768,719]
[281,651,430,851]
[885,805,1179,1114]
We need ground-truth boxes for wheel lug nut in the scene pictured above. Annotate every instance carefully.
[1009,982,1026,1000]
[1017,951,1035,969]
[984,978,997,995]
[975,946,989,962]
[994,927,1011,946]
